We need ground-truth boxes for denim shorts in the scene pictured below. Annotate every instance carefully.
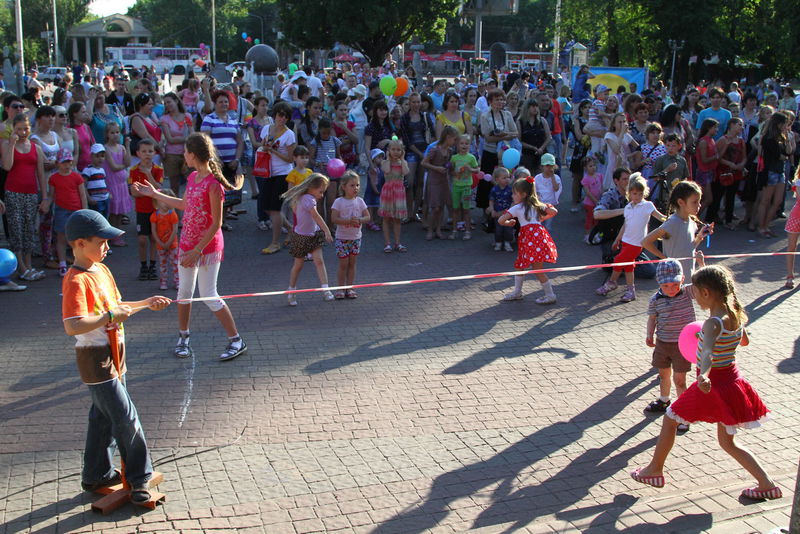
[767,171,786,186]
[53,206,75,233]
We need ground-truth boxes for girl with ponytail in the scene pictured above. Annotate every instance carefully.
[632,265,781,502]
[132,132,247,362]
[497,176,559,304]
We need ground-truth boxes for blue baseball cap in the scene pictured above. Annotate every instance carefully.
[65,209,124,242]
[656,259,683,285]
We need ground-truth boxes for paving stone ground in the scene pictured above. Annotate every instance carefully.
[0,170,798,533]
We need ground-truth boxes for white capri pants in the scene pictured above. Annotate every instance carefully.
[177,261,226,312]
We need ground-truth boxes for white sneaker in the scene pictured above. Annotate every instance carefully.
[494,242,502,251]
[257,221,269,231]
[535,294,557,305]
[570,206,580,213]
[583,235,590,245]
[287,292,297,306]
[503,242,514,252]
[323,290,335,301]
[502,291,524,301]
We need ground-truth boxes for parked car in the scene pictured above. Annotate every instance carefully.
[38,67,67,84]
[225,61,246,75]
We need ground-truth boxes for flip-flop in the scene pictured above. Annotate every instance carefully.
[741,486,782,500]
[631,468,665,488]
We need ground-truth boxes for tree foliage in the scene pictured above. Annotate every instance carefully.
[279,0,461,64]
[4,0,92,66]
[558,0,800,81]
[128,0,278,62]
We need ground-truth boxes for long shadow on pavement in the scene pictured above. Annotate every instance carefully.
[371,370,656,534]
[305,276,619,375]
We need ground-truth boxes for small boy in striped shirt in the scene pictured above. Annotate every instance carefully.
[644,256,704,433]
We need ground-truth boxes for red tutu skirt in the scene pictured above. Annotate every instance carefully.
[667,364,769,434]
[515,223,558,269]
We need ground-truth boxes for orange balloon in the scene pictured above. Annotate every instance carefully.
[194,59,206,67]
[394,77,409,97]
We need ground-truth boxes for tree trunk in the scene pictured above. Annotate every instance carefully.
[605,1,620,66]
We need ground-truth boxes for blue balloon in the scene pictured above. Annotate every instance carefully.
[501,148,521,169]
[241,32,248,39]
[0,248,17,282]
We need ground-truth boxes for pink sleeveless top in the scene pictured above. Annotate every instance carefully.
[75,124,95,170]
[179,171,224,266]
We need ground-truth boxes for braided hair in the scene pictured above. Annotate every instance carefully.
[691,265,748,329]
[184,132,239,190]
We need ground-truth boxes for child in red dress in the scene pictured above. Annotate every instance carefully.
[631,265,782,501]
[498,177,558,304]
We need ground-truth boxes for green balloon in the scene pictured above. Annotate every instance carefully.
[379,76,397,96]
[254,38,260,44]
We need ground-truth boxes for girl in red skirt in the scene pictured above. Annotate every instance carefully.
[498,177,558,304]
[631,265,782,501]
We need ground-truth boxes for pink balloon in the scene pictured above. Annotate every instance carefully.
[326,158,346,179]
[678,321,704,364]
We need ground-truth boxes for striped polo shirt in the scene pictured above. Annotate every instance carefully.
[647,284,696,342]
[200,112,240,163]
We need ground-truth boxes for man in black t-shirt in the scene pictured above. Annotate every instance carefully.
[106,77,134,116]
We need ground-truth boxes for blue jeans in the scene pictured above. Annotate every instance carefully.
[92,199,109,219]
[84,376,152,487]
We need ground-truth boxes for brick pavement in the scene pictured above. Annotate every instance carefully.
[0,172,798,533]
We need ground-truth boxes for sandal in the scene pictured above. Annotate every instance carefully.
[784,277,795,289]
[345,289,358,299]
[383,244,393,253]
[740,486,783,500]
[130,485,152,505]
[395,244,408,252]
[676,423,690,433]
[630,468,665,488]
[334,290,346,300]
[644,399,671,413]
[261,243,281,255]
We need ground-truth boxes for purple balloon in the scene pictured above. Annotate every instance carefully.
[326,158,346,179]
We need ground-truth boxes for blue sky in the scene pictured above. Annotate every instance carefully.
[90,0,136,17]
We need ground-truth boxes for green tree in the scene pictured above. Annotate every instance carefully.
[4,0,92,65]
[279,0,461,64]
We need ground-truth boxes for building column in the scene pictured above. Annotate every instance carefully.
[72,38,79,62]
[85,37,91,64]
[97,37,103,65]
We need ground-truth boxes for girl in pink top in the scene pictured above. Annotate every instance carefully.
[280,173,334,306]
[132,133,246,362]
[580,156,603,243]
[68,102,95,170]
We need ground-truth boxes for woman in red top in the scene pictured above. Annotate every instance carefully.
[1,115,47,280]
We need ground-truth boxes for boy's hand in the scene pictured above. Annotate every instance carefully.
[110,304,132,324]
[666,162,678,172]
[146,296,172,311]
[645,336,656,348]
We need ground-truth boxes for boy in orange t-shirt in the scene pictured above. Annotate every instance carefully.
[149,190,179,290]
[61,209,170,504]
[128,139,163,281]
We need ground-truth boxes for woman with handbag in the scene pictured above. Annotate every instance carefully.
[247,96,273,226]
[707,118,746,228]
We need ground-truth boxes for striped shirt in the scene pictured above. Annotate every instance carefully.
[648,285,696,342]
[698,316,741,368]
[81,166,109,201]
[200,112,240,163]
[310,136,341,168]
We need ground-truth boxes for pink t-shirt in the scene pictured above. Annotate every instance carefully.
[179,171,224,265]
[332,196,367,240]
[581,173,603,207]
[293,194,319,236]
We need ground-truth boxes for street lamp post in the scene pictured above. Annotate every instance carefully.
[211,0,216,65]
[668,39,685,98]
[14,0,24,91]
[248,13,265,43]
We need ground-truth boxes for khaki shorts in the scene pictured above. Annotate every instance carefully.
[652,340,691,373]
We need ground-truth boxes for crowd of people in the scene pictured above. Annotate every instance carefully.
[0,55,792,506]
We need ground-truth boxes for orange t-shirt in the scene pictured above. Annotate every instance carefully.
[128,163,164,213]
[150,210,179,249]
[61,263,127,384]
